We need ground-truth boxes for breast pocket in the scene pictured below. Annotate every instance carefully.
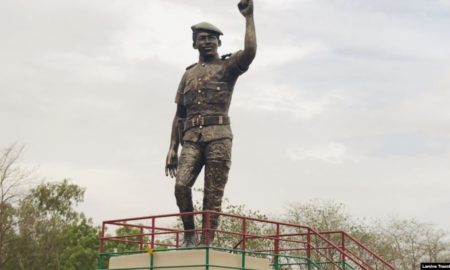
[205,81,230,104]
[183,88,195,106]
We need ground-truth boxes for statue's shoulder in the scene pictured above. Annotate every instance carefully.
[185,63,197,70]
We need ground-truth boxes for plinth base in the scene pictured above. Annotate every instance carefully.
[109,248,272,270]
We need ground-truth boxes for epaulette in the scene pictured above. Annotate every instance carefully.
[221,53,232,60]
[186,63,197,70]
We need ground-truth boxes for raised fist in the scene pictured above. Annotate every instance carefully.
[238,0,253,17]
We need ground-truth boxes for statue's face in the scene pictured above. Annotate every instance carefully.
[194,31,220,57]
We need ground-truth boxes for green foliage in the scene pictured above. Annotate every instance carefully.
[100,225,152,269]
[57,215,99,270]
[370,218,450,270]
[283,200,450,270]
[219,198,274,251]
[0,144,31,269]
[0,202,16,268]
[1,179,99,270]
[285,199,362,232]
[104,225,147,252]
[26,179,85,221]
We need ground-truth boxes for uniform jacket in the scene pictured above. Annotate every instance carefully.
[175,51,248,142]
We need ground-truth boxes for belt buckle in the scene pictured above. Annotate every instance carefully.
[192,115,203,127]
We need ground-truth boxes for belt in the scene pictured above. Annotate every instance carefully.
[184,115,230,131]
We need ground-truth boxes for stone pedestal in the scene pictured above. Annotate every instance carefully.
[109,249,272,270]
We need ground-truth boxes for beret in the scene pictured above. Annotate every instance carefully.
[191,22,223,35]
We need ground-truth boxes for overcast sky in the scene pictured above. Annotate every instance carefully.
[1,0,450,230]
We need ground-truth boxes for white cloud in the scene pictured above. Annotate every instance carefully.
[116,1,203,66]
[287,142,351,164]
[234,82,344,119]
[255,41,331,67]
[261,0,307,10]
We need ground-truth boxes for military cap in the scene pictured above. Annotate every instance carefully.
[191,22,223,36]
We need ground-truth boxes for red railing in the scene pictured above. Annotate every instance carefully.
[100,211,395,270]
[320,231,395,270]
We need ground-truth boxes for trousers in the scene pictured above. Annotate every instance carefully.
[175,138,232,243]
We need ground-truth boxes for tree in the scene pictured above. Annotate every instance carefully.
[283,200,450,270]
[8,180,99,270]
[371,218,450,270]
[284,199,365,232]
[218,198,274,251]
[57,214,99,270]
[104,226,146,252]
[283,200,372,267]
[1,144,100,270]
[0,144,32,269]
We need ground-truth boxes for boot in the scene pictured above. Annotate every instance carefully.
[181,232,197,247]
[179,214,196,247]
[175,184,197,247]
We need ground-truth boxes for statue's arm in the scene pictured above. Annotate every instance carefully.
[238,0,257,67]
[165,104,186,178]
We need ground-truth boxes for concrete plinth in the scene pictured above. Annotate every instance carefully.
[109,249,272,270]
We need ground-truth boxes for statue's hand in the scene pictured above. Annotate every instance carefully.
[165,148,178,178]
[238,0,254,17]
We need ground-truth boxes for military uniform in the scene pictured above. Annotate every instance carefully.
[174,41,249,245]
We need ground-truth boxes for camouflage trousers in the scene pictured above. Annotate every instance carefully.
[175,138,232,244]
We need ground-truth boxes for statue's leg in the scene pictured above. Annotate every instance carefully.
[200,138,232,245]
[175,142,203,246]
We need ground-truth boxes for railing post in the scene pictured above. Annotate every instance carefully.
[341,232,346,270]
[151,217,155,249]
[98,222,106,270]
[241,217,247,270]
[140,227,144,250]
[274,223,280,269]
[176,231,180,248]
[205,211,211,245]
[241,253,246,270]
[150,251,154,270]
[98,253,104,270]
[100,222,106,253]
[241,217,247,251]
[307,228,312,270]
[205,246,210,270]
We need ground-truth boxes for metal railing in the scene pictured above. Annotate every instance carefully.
[319,231,395,270]
[99,211,395,270]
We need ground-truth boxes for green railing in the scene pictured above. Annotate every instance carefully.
[98,246,340,270]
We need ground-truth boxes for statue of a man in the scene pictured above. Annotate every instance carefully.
[165,0,257,247]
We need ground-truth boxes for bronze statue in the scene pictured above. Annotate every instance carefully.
[165,0,257,247]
